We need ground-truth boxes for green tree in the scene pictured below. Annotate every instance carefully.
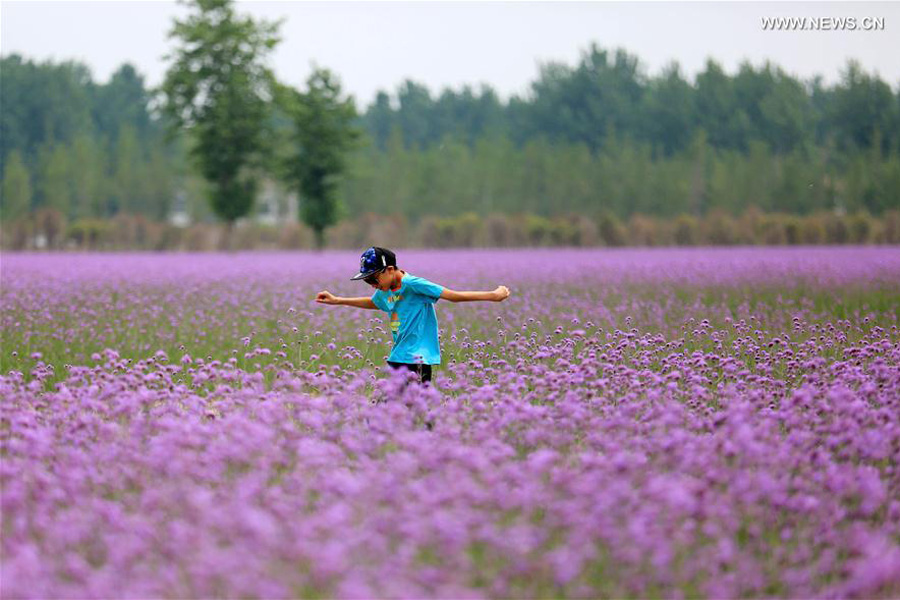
[808,76,834,146]
[0,55,94,173]
[1,150,32,221]
[695,59,751,150]
[396,80,434,149]
[642,63,695,155]
[525,46,644,152]
[433,84,507,145]
[160,0,282,244]
[830,61,898,154]
[91,64,154,143]
[757,69,813,154]
[280,69,361,249]
[35,142,71,216]
[364,91,395,151]
[110,125,141,215]
[69,134,105,219]
[731,62,812,154]
[144,146,176,221]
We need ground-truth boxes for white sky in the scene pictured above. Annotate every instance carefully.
[2,1,898,109]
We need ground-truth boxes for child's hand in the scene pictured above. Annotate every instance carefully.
[493,285,510,302]
[316,290,338,305]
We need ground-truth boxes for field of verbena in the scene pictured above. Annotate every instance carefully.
[2,247,899,599]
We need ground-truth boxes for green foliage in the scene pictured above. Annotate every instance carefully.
[360,46,898,162]
[68,135,104,220]
[522,46,644,151]
[279,68,361,249]
[90,64,155,148]
[1,151,31,221]
[830,61,899,153]
[160,0,282,228]
[2,42,899,233]
[396,80,434,150]
[35,142,71,215]
[0,55,94,172]
[642,63,695,155]
[339,130,900,222]
[110,125,142,216]
[67,218,111,249]
[0,55,180,221]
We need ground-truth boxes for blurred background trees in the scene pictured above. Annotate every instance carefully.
[1,8,898,250]
[160,0,282,248]
[277,68,361,250]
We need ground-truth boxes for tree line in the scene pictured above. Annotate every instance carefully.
[340,131,899,222]
[1,59,177,222]
[363,47,899,159]
[2,8,899,248]
[2,0,360,249]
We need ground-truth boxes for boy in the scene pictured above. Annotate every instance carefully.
[315,246,510,383]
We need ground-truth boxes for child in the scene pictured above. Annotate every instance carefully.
[315,246,510,383]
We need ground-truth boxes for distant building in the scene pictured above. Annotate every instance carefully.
[255,180,299,226]
[167,181,298,227]
[169,190,190,228]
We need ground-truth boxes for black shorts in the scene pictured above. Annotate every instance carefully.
[387,361,433,384]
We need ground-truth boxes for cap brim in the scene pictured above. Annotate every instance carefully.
[351,269,380,281]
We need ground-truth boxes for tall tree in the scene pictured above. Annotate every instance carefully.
[280,68,361,249]
[525,46,644,151]
[160,0,282,244]
[1,150,32,222]
[144,146,176,221]
[732,62,811,154]
[0,55,94,173]
[433,84,507,145]
[68,134,105,219]
[757,69,813,154]
[642,62,695,155]
[695,59,751,151]
[35,142,71,216]
[91,64,153,143]
[829,60,898,154]
[364,91,395,151]
[110,125,141,215]
[396,80,434,149]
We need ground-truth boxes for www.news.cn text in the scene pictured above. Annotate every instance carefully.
[761,16,885,31]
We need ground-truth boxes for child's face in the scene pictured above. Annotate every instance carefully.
[366,268,390,291]
[367,267,398,291]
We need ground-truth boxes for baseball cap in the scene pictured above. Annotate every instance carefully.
[351,246,397,280]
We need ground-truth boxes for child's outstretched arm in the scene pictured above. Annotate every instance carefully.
[439,285,510,303]
[315,291,378,309]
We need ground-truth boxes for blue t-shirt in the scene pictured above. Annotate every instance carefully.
[371,273,444,365]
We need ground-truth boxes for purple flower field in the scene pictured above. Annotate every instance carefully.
[2,247,899,599]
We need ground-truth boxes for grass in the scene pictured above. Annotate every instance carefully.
[2,280,897,391]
